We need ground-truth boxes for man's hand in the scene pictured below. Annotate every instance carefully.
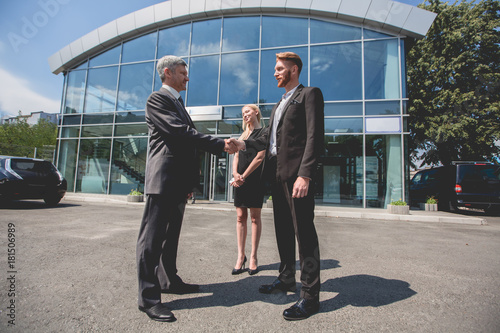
[226,138,246,152]
[224,139,239,154]
[292,176,310,198]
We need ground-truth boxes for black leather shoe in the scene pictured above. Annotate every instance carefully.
[162,281,200,294]
[139,303,176,322]
[283,298,320,321]
[259,278,296,294]
[232,256,247,275]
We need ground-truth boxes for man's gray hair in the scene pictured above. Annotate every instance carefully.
[157,55,187,81]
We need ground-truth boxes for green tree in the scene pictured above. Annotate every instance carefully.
[0,116,57,160]
[407,0,500,167]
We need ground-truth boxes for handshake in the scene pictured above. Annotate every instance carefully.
[223,138,245,154]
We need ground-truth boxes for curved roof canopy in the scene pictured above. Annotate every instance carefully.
[49,0,436,75]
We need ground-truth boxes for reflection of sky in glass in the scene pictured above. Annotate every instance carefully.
[187,56,219,106]
[65,70,86,114]
[220,52,258,105]
[311,43,362,101]
[311,19,361,43]
[158,23,191,57]
[364,40,399,100]
[325,102,363,117]
[262,16,308,48]
[89,45,121,67]
[325,118,363,133]
[260,47,308,104]
[84,67,118,113]
[117,62,154,111]
[191,19,221,55]
[365,101,400,115]
[222,16,260,52]
[122,32,157,63]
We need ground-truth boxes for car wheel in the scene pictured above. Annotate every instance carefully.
[44,194,62,206]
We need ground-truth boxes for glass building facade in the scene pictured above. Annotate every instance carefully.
[55,14,411,208]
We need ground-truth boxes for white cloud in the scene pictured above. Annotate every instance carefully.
[0,67,60,116]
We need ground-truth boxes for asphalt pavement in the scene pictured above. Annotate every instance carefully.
[0,194,499,332]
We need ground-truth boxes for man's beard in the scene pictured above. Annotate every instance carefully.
[277,70,291,88]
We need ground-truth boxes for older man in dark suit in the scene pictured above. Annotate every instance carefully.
[230,52,324,321]
[136,55,234,322]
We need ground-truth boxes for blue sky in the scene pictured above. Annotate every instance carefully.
[0,0,425,118]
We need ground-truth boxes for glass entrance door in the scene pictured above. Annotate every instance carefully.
[209,152,229,201]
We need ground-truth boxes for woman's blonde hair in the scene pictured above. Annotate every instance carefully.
[239,104,262,140]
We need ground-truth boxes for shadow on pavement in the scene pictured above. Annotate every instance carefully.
[164,259,415,316]
[0,199,80,210]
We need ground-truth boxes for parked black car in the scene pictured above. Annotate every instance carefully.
[410,162,500,213]
[0,156,67,206]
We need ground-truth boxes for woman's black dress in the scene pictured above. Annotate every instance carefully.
[233,127,265,208]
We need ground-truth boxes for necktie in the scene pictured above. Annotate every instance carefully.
[178,96,185,108]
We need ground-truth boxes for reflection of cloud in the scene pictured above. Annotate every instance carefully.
[222,53,257,96]
[0,67,60,115]
[190,42,220,55]
[312,56,333,75]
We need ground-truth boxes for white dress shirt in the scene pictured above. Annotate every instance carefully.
[269,84,299,156]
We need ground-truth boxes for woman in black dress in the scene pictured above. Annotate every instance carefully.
[230,104,266,275]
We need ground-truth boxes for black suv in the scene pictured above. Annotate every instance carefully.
[0,156,67,206]
[410,162,500,213]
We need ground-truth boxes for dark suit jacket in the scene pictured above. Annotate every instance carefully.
[144,87,225,195]
[247,84,324,183]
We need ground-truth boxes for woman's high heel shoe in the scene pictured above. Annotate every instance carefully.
[248,259,259,275]
[231,256,247,275]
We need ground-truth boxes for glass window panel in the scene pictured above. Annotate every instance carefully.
[191,19,221,55]
[83,113,114,124]
[220,52,259,105]
[402,100,408,115]
[218,119,243,135]
[364,39,400,100]
[64,70,86,114]
[311,43,362,101]
[365,101,400,115]
[89,45,121,67]
[325,118,363,133]
[61,127,80,138]
[401,39,407,98]
[62,114,81,126]
[325,102,362,116]
[222,16,260,52]
[223,106,244,119]
[121,32,157,63]
[81,125,113,137]
[364,29,393,39]
[109,137,148,194]
[84,66,119,113]
[262,16,308,48]
[258,105,273,118]
[117,62,154,111]
[76,138,111,193]
[158,23,191,57]
[114,124,148,136]
[260,47,308,104]
[365,135,403,208]
[187,56,219,106]
[116,111,145,123]
[193,121,216,135]
[57,139,78,192]
[75,61,87,70]
[311,19,361,43]
[321,135,363,206]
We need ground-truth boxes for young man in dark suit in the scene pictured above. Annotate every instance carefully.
[136,55,235,322]
[230,52,324,320]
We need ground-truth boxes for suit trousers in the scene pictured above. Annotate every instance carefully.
[270,169,321,300]
[136,193,186,308]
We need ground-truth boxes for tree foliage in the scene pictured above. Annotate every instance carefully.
[407,0,500,167]
[0,116,57,160]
